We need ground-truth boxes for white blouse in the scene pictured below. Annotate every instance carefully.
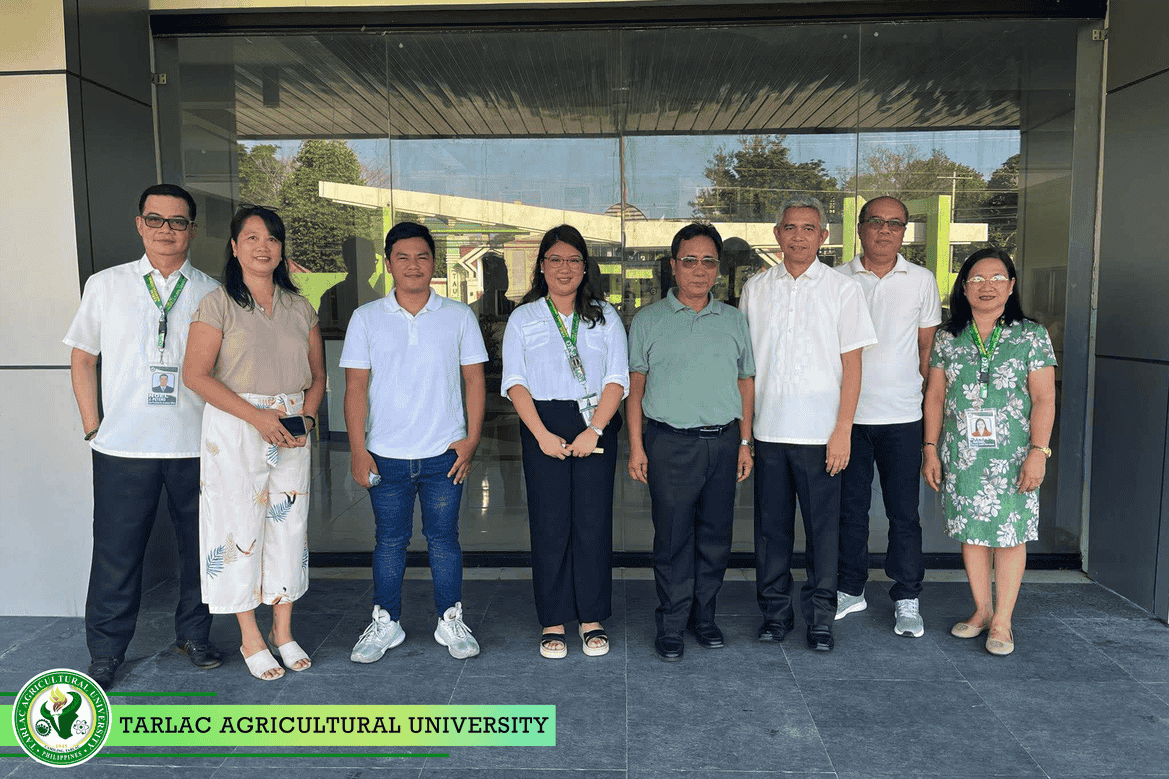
[501,299,629,401]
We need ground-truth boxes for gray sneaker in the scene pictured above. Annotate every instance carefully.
[835,590,868,620]
[434,602,480,659]
[350,606,405,663]
[894,598,925,637]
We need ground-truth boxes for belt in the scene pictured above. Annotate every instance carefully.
[647,418,736,439]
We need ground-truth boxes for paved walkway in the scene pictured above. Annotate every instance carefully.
[2,576,1167,777]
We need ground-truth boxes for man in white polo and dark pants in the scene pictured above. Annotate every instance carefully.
[342,221,488,663]
[65,184,222,689]
[835,196,941,636]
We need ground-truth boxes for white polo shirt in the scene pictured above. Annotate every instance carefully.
[63,255,220,458]
[339,290,487,460]
[739,258,877,445]
[500,299,629,401]
[837,254,943,425]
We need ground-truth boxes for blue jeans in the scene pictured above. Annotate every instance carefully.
[369,450,464,620]
[838,421,924,602]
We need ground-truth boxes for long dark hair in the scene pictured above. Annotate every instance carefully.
[942,247,1032,336]
[224,205,299,310]
[520,224,606,327]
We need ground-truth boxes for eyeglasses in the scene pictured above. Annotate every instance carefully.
[968,273,1011,284]
[545,255,584,267]
[678,256,719,269]
[140,215,192,231]
[861,216,908,231]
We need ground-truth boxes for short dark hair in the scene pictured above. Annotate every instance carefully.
[942,247,1032,336]
[223,205,299,310]
[670,222,723,260]
[139,184,196,222]
[520,224,606,327]
[858,195,908,225]
[385,221,436,257]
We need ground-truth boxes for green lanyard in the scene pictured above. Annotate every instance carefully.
[144,272,187,353]
[970,320,1004,401]
[545,296,586,386]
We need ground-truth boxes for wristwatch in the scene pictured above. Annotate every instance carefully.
[588,425,604,436]
[739,438,751,447]
[1030,444,1052,458]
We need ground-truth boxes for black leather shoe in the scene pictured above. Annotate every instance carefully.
[176,640,223,669]
[757,620,793,642]
[88,657,122,689]
[654,632,684,662]
[690,621,724,648]
[806,625,835,652]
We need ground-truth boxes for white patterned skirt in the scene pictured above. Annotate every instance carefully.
[199,391,310,614]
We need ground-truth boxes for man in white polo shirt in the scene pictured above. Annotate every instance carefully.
[835,196,942,637]
[739,197,876,652]
[341,221,488,663]
[64,184,222,689]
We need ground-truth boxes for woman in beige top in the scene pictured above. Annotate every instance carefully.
[184,205,325,681]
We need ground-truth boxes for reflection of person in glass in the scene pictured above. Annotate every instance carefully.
[972,418,991,437]
[152,373,174,393]
[922,248,1057,657]
[184,205,326,681]
[502,224,628,659]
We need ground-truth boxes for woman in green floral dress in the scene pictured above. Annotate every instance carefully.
[922,248,1056,656]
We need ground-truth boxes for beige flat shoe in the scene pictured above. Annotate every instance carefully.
[951,619,992,639]
[986,629,1015,656]
[241,646,284,680]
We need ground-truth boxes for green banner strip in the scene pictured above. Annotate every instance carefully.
[108,692,217,697]
[97,752,447,758]
[1,705,554,748]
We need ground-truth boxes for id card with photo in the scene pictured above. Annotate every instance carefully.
[148,365,179,406]
[577,393,598,426]
[964,409,997,448]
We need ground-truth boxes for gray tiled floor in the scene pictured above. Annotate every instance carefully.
[2,576,1167,778]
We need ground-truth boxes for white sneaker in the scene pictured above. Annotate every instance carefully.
[434,602,480,659]
[835,590,868,620]
[894,598,925,637]
[350,606,405,663]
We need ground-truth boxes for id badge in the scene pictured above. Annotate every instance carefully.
[147,364,179,407]
[964,409,997,448]
[577,393,598,426]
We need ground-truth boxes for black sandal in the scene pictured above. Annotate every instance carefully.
[579,626,610,657]
[539,631,567,659]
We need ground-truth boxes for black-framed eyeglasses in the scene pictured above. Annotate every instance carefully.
[861,216,908,231]
[236,202,280,213]
[140,215,192,231]
[678,256,719,269]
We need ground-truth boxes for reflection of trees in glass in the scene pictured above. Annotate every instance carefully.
[237,140,373,274]
[282,141,368,274]
[237,144,290,209]
[692,135,839,222]
[845,146,987,222]
[984,153,1020,255]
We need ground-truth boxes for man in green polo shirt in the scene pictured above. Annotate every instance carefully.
[627,222,756,662]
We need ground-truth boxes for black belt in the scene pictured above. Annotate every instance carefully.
[647,418,736,439]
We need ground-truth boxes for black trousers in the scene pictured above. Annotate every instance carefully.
[520,400,620,627]
[86,451,211,660]
[645,421,738,634]
[838,421,925,602]
[753,441,841,628]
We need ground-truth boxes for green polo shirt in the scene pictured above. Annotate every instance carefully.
[628,288,755,429]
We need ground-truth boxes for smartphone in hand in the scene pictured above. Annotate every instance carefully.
[279,415,308,437]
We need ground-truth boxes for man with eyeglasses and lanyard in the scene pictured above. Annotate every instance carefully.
[627,223,756,662]
[834,196,941,637]
[64,184,222,688]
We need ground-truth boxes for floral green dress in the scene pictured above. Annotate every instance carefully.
[929,319,1057,547]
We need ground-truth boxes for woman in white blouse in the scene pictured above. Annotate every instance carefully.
[502,224,629,659]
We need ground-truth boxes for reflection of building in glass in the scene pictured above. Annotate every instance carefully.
[320,182,985,318]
